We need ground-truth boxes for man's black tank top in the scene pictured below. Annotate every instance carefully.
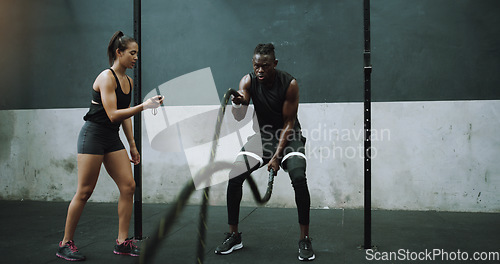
[249,69,301,137]
[83,68,132,131]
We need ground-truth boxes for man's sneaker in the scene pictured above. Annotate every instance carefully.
[56,240,86,261]
[215,232,243,255]
[113,238,140,256]
[298,236,315,261]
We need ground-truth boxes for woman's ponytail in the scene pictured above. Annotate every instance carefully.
[107,31,135,66]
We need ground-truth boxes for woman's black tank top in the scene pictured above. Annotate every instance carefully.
[83,68,132,131]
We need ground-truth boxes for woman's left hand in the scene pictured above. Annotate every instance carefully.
[130,147,140,165]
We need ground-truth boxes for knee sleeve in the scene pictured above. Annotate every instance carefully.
[229,152,261,180]
[282,153,306,173]
[288,167,310,225]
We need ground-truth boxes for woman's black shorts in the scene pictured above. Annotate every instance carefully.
[77,121,125,155]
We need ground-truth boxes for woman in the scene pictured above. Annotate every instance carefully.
[56,31,163,261]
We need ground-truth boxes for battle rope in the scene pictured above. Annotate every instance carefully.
[139,89,276,264]
[246,168,275,204]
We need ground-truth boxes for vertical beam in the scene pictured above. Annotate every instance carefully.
[363,0,372,250]
[133,0,143,240]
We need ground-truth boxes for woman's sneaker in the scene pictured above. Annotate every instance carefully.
[214,232,243,255]
[56,240,86,261]
[113,238,140,256]
[298,236,315,261]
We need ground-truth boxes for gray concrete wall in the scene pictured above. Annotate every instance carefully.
[1,100,499,212]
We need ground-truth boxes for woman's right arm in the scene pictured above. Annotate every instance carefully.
[96,70,162,123]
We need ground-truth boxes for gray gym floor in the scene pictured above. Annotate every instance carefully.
[0,200,499,264]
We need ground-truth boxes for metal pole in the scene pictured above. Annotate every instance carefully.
[133,0,143,240]
[363,0,372,250]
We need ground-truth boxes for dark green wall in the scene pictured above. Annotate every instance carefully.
[0,0,132,110]
[1,0,499,110]
[372,0,500,102]
[141,0,363,104]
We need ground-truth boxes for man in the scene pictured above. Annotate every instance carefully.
[215,43,315,261]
